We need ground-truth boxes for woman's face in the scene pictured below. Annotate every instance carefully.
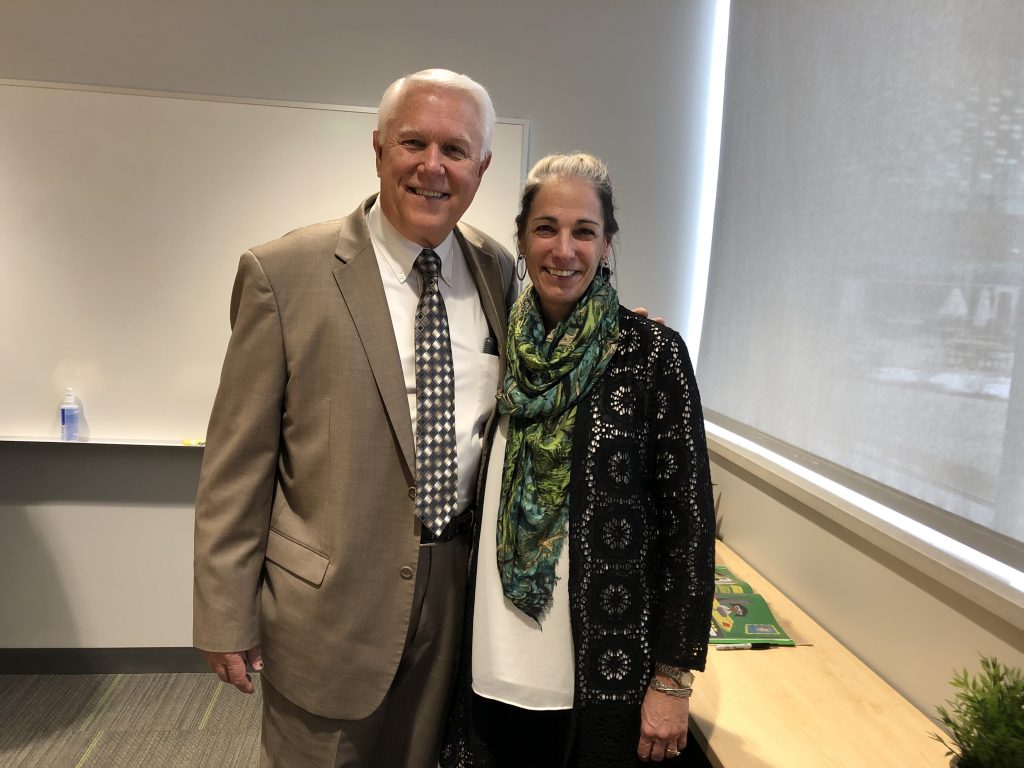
[519,177,611,328]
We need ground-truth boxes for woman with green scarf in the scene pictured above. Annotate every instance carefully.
[441,153,716,767]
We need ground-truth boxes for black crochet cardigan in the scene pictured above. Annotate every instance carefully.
[441,308,716,768]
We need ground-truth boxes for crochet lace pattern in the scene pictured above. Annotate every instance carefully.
[441,309,716,768]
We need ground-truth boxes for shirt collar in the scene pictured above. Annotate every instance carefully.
[367,198,457,287]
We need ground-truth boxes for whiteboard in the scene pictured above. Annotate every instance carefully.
[0,81,527,443]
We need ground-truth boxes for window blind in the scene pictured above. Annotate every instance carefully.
[698,0,1024,569]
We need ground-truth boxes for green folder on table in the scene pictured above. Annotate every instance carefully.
[709,565,795,646]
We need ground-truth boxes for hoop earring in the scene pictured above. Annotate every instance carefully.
[516,253,527,281]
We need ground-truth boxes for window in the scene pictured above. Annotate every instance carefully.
[697,1,1024,571]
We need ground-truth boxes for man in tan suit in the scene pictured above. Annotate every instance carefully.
[193,69,517,767]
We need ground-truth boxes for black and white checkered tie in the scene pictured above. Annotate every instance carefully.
[413,249,459,537]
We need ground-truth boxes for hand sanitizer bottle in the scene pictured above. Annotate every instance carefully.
[60,387,80,441]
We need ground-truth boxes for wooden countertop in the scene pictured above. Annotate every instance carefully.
[688,542,951,767]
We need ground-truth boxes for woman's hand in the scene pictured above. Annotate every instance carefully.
[637,684,689,761]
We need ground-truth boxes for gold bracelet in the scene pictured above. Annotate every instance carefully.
[649,678,693,698]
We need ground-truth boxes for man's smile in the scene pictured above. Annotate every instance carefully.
[410,187,448,199]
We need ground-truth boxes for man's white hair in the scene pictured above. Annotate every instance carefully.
[377,68,496,156]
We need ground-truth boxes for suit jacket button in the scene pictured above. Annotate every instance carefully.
[407,486,416,500]
[400,566,414,580]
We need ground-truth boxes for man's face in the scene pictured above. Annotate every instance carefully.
[373,87,491,247]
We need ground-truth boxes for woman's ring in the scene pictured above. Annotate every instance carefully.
[666,747,680,757]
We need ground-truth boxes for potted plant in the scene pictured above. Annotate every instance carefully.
[931,656,1024,767]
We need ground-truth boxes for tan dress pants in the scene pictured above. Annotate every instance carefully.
[259,535,470,768]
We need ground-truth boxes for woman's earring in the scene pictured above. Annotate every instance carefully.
[599,257,612,279]
[516,253,527,281]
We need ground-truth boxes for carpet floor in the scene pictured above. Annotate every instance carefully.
[0,673,261,767]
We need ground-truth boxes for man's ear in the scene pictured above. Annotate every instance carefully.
[372,130,383,178]
[477,151,492,179]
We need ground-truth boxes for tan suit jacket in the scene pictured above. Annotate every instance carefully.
[193,196,517,719]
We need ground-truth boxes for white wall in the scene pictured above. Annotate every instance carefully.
[2,0,718,326]
[0,0,719,647]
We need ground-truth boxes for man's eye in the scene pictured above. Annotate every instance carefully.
[445,146,469,160]
[401,139,425,150]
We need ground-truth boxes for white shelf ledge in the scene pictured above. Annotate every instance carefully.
[705,421,1024,633]
[0,436,204,447]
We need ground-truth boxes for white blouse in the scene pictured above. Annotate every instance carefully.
[471,415,574,710]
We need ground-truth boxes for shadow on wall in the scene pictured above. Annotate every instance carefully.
[0,506,78,649]
[0,440,203,650]
[0,441,203,508]
[0,505,103,746]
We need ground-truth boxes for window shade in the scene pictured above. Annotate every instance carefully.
[697,0,1024,569]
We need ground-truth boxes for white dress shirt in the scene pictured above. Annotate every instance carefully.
[367,199,501,515]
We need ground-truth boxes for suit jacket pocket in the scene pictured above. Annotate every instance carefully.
[265,529,330,587]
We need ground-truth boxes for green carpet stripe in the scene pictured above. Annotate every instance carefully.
[78,673,123,733]
[74,729,104,768]
[199,682,223,731]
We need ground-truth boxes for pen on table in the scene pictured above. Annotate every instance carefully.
[716,643,776,651]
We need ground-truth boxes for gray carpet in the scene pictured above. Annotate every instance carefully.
[0,673,261,767]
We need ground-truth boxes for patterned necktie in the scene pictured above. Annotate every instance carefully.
[413,249,459,537]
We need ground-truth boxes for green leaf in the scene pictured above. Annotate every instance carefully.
[930,656,1024,768]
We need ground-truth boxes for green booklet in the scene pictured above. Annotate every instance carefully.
[709,565,795,646]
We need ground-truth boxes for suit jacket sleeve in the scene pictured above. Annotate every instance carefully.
[193,250,286,652]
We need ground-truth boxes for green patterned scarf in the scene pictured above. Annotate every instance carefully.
[496,275,620,622]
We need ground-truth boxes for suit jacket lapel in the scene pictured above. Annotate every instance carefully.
[457,226,509,359]
[333,198,415,480]
[331,201,511,485]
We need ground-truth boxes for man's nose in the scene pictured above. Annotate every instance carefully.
[420,144,444,174]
